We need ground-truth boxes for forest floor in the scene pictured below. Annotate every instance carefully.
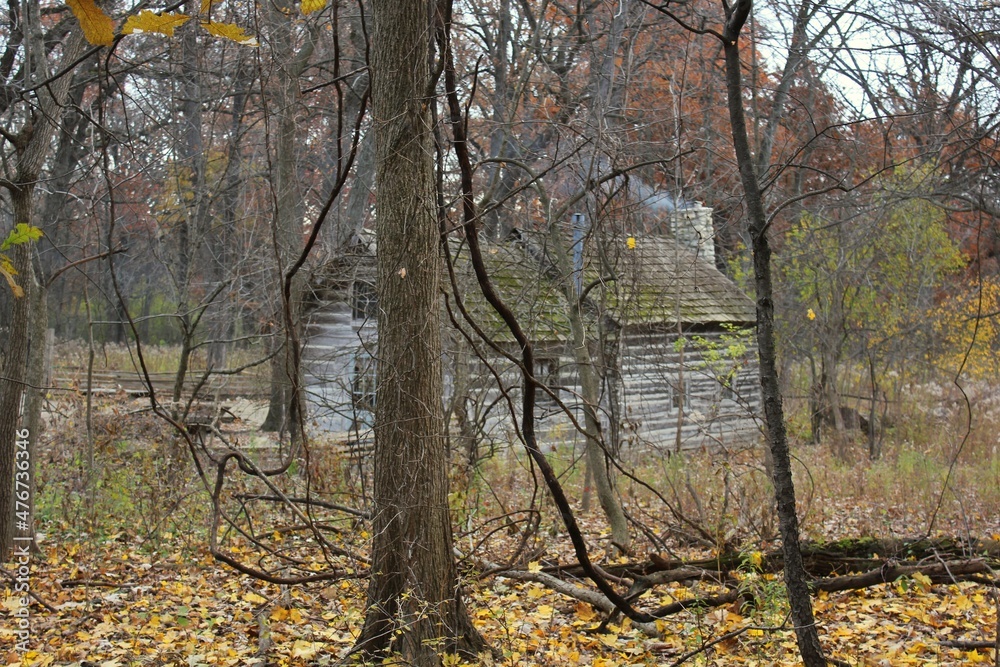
[3,388,1000,667]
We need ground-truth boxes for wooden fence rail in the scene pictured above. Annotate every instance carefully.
[52,368,268,400]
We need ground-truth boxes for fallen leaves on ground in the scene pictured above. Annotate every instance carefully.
[0,534,996,666]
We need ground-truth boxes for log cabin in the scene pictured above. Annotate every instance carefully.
[304,206,761,455]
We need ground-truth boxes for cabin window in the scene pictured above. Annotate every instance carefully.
[352,281,377,321]
[720,376,738,402]
[351,350,376,412]
[535,356,560,408]
[721,371,752,403]
[721,382,736,402]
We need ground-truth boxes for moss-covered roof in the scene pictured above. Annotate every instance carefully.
[606,236,756,328]
[447,241,572,343]
[447,235,756,343]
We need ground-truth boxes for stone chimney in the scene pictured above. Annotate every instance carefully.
[669,203,715,265]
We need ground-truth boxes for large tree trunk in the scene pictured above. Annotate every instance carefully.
[0,19,85,560]
[354,1,485,663]
[721,3,827,665]
[0,205,31,558]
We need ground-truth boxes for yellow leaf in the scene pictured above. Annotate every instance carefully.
[912,572,933,593]
[1,223,43,251]
[200,0,216,13]
[0,256,23,297]
[67,0,115,46]
[270,606,289,621]
[122,11,190,37]
[527,561,542,573]
[290,640,322,659]
[201,21,259,46]
[288,608,303,623]
[301,0,327,13]
[575,601,596,621]
[626,236,636,250]
[244,592,267,604]
[535,604,553,619]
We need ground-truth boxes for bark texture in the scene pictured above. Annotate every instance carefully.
[0,224,31,558]
[355,1,485,663]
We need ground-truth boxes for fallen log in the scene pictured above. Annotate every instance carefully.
[812,559,995,593]
[546,537,1000,581]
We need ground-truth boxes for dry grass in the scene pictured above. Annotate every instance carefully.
[51,340,270,376]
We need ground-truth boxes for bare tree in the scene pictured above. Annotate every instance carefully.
[641,0,833,663]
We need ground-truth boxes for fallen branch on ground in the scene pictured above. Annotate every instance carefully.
[482,552,998,639]
[939,639,998,650]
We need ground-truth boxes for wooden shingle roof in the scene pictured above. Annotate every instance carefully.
[448,234,756,342]
[607,236,756,328]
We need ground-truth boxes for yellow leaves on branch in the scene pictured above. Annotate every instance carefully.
[122,11,190,37]
[1,223,43,252]
[1,224,43,298]
[201,21,260,47]
[932,278,1000,378]
[67,0,115,47]
[301,0,328,14]
[66,0,258,49]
